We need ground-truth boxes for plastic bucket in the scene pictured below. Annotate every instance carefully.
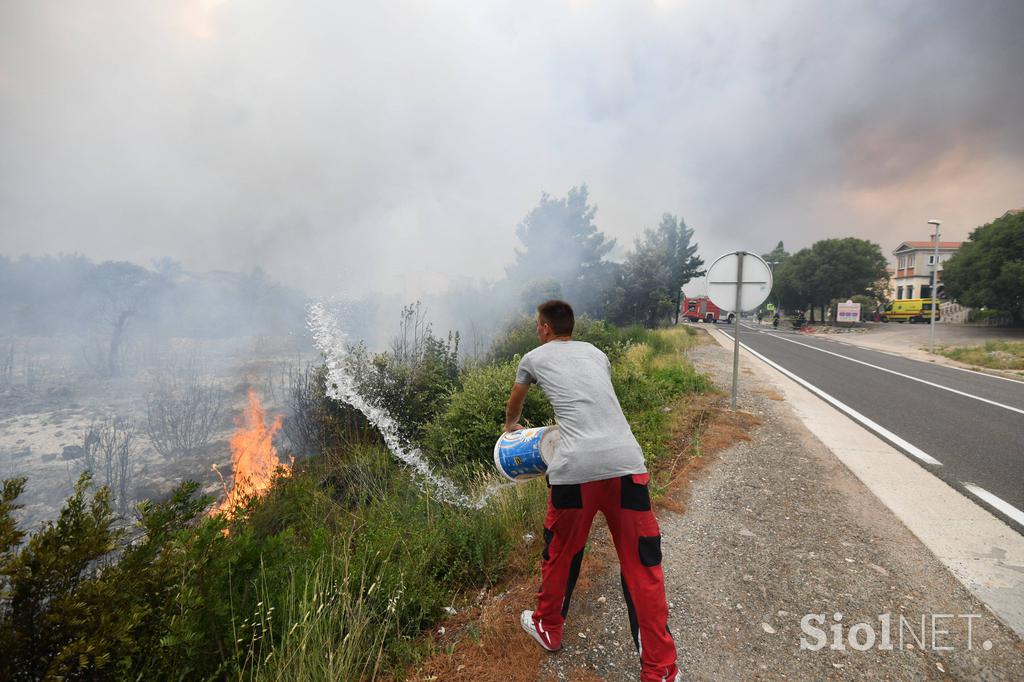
[493,426,561,481]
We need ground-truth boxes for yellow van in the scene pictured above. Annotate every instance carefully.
[881,299,941,323]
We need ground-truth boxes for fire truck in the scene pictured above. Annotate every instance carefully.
[681,296,734,324]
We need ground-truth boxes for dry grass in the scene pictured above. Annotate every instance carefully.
[755,388,784,401]
[654,390,762,514]
[937,340,1024,371]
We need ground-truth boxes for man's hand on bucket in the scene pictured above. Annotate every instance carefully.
[504,422,525,434]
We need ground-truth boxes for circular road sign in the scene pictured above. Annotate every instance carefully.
[705,251,773,313]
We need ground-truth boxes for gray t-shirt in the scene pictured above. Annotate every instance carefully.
[515,340,646,484]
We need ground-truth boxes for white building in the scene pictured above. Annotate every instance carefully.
[890,240,962,301]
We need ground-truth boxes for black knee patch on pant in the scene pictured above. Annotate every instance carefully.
[638,534,662,567]
[620,475,651,511]
[551,483,583,509]
[542,527,554,561]
[561,547,585,617]
[620,573,641,651]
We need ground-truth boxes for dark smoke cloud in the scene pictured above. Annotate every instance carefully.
[1,0,1021,301]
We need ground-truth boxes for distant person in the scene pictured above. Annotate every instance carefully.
[772,311,780,329]
[504,300,680,682]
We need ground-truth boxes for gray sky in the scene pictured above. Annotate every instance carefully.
[2,0,1022,299]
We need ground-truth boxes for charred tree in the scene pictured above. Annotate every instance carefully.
[81,416,137,516]
[145,370,227,460]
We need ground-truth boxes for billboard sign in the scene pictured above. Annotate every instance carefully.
[837,300,861,323]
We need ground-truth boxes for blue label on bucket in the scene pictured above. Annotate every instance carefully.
[494,427,550,481]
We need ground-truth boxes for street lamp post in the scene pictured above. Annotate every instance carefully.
[927,219,942,354]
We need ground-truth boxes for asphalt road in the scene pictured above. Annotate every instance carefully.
[715,321,1024,534]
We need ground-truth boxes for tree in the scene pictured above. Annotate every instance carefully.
[942,210,1024,323]
[86,262,165,377]
[662,214,705,323]
[81,417,137,516]
[617,234,674,327]
[761,241,790,269]
[771,238,887,321]
[518,278,563,313]
[507,186,616,315]
[608,214,705,327]
[771,249,811,312]
[145,368,227,460]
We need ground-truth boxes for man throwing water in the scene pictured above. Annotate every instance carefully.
[503,300,681,682]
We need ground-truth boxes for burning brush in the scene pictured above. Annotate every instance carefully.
[211,389,291,520]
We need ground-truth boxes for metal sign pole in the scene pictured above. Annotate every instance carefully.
[731,251,744,409]
[706,249,771,412]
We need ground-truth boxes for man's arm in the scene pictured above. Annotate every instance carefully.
[504,383,530,433]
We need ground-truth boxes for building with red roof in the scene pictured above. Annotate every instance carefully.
[890,239,963,301]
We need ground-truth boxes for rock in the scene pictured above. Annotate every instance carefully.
[761,623,776,634]
[739,527,756,538]
[867,563,889,577]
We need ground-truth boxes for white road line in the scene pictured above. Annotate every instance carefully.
[720,331,943,466]
[748,325,1024,384]
[962,483,1024,527]
[761,332,1024,417]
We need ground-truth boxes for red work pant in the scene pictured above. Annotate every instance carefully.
[533,473,678,681]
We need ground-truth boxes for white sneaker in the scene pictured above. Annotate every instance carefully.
[520,610,560,651]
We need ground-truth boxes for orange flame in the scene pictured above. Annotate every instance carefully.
[213,389,289,518]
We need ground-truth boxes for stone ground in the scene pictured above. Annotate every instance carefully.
[536,337,1024,681]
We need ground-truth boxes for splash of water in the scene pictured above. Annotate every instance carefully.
[307,302,513,510]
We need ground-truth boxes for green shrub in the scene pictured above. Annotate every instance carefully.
[938,340,1024,370]
[486,315,538,363]
[611,337,712,466]
[345,303,461,445]
[421,360,554,467]
[0,474,222,681]
[487,314,653,364]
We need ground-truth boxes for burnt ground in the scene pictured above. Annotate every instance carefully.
[528,338,1024,680]
[0,334,309,531]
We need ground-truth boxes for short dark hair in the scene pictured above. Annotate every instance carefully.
[537,300,574,335]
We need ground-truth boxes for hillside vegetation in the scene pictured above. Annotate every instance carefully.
[0,320,709,680]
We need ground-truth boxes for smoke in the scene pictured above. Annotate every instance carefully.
[1,0,1022,301]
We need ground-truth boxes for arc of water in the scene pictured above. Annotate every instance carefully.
[307,302,512,510]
